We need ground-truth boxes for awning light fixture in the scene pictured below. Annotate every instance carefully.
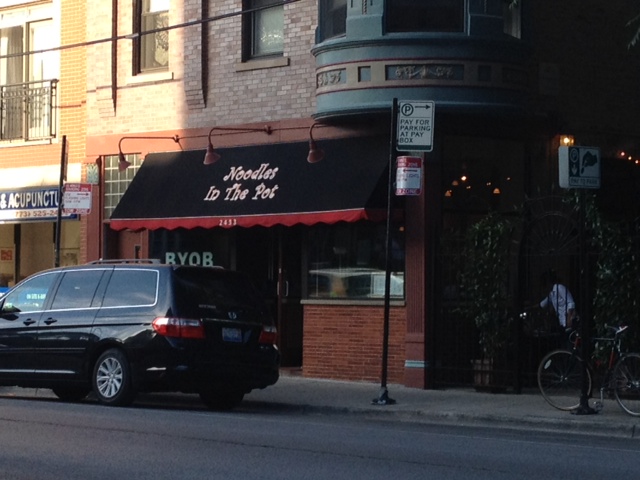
[306,122,325,164]
[117,135,181,172]
[203,125,273,165]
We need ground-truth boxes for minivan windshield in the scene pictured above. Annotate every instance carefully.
[173,267,270,323]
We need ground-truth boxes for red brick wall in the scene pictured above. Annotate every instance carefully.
[302,304,407,384]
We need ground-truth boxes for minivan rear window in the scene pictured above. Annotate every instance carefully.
[101,269,159,307]
[173,267,270,323]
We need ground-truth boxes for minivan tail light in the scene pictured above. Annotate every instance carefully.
[152,317,205,339]
[258,325,277,345]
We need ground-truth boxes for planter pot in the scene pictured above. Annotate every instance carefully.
[472,358,507,393]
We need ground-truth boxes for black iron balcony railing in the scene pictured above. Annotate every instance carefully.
[0,79,58,141]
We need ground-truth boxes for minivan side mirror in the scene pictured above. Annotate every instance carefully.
[0,301,21,319]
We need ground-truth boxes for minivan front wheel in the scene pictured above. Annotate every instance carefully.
[92,349,136,407]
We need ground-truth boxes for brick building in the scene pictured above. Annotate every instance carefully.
[2,1,639,389]
[0,0,86,287]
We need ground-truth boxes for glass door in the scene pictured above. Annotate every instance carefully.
[235,226,303,367]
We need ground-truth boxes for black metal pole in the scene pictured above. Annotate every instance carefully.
[372,98,398,406]
[54,135,67,268]
[574,189,595,414]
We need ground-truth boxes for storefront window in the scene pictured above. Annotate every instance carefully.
[442,136,524,214]
[440,135,525,304]
[149,228,233,269]
[307,222,405,299]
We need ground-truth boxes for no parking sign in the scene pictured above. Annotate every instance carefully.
[395,156,422,196]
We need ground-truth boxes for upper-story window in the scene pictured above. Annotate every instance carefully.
[0,19,58,141]
[386,0,465,33]
[319,0,347,41]
[244,0,284,59]
[134,0,169,73]
[503,1,521,38]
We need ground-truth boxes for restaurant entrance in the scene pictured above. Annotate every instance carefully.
[235,226,303,367]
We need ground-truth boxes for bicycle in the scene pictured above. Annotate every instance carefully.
[537,324,640,416]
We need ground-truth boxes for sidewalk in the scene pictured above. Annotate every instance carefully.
[2,374,639,439]
[243,373,640,439]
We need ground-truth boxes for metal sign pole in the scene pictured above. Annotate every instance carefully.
[54,135,67,268]
[373,98,398,406]
[573,189,595,414]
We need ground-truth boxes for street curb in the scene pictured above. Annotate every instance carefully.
[241,400,640,440]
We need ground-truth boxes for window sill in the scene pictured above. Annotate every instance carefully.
[127,70,174,85]
[0,138,56,148]
[301,298,405,307]
[235,56,290,72]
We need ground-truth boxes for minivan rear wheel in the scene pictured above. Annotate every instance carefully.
[199,388,244,411]
[92,349,136,407]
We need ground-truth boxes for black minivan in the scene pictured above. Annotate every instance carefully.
[0,260,279,410]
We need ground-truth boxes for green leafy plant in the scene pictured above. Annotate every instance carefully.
[458,212,514,359]
[575,192,640,350]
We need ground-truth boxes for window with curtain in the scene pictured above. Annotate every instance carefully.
[244,0,284,59]
[0,19,57,141]
[136,0,169,72]
[386,0,465,33]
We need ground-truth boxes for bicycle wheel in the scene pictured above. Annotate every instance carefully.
[537,349,590,411]
[613,353,640,416]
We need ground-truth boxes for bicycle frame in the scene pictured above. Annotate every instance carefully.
[591,328,625,410]
[537,324,640,415]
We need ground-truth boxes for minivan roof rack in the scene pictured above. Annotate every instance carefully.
[88,259,161,265]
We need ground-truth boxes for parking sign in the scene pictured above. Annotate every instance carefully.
[397,101,435,152]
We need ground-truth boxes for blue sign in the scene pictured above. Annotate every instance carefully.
[0,187,77,222]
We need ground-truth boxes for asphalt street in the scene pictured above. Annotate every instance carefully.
[2,373,638,439]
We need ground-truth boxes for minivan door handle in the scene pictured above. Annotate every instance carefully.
[43,318,58,325]
[23,319,36,326]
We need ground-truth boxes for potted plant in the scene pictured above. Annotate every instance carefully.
[458,212,513,390]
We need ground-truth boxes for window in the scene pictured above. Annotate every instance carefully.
[307,222,405,299]
[101,270,158,307]
[51,270,105,310]
[135,0,169,73]
[319,0,347,41]
[503,1,521,38]
[386,0,464,33]
[0,19,58,140]
[104,154,142,219]
[244,0,284,59]
[1,272,57,313]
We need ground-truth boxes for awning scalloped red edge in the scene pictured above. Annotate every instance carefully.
[109,208,388,232]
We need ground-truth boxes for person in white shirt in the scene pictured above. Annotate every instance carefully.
[539,270,577,329]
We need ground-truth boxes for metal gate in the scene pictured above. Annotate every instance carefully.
[433,195,581,390]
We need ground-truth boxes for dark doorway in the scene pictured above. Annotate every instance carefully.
[235,226,303,367]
